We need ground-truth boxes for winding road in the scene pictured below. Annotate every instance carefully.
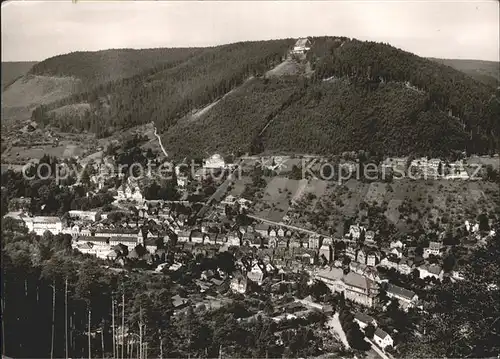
[153,125,168,158]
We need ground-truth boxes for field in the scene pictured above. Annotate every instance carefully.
[262,176,500,237]
[253,177,303,222]
[2,139,91,165]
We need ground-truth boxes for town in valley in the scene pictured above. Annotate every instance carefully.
[2,2,500,359]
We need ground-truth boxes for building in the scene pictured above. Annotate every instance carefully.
[204,154,225,169]
[255,223,270,237]
[424,241,443,258]
[345,246,357,260]
[356,249,367,264]
[291,38,311,54]
[319,243,333,262]
[343,271,379,308]
[386,283,418,311]
[117,180,143,202]
[230,274,248,294]
[68,210,101,222]
[177,231,190,243]
[380,255,399,270]
[226,232,241,246]
[191,231,204,244]
[374,328,394,349]
[315,268,378,308]
[354,312,377,329]
[24,216,63,235]
[418,264,443,280]
[397,257,414,275]
[390,240,404,249]
[308,234,321,249]
[365,231,375,243]
[366,252,378,267]
[390,247,403,258]
[247,263,265,285]
[349,224,366,240]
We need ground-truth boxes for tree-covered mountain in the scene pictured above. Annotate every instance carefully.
[28,48,203,89]
[31,39,294,137]
[29,37,500,157]
[428,57,500,87]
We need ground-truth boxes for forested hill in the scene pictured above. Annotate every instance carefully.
[428,57,500,87]
[30,37,500,157]
[28,47,204,89]
[31,39,294,135]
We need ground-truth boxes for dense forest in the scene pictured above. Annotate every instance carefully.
[29,37,500,156]
[429,57,500,87]
[28,48,203,89]
[161,77,303,159]
[307,37,500,154]
[261,80,468,157]
[31,40,294,137]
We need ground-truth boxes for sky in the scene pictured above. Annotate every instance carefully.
[1,0,499,62]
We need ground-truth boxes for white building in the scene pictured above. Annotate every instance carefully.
[354,312,377,329]
[247,263,265,285]
[117,180,143,202]
[68,210,100,222]
[24,216,63,235]
[204,154,225,169]
[230,274,248,294]
[374,328,394,349]
[292,38,311,54]
[418,264,443,280]
[349,224,366,239]
[424,241,443,258]
[386,283,418,311]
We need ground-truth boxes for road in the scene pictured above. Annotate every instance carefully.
[365,338,392,359]
[246,213,357,244]
[153,126,168,157]
[196,161,242,218]
[327,313,350,349]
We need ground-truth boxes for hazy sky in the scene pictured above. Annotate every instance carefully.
[2,0,499,62]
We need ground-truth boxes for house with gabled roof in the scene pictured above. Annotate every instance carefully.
[292,38,311,54]
[374,328,393,349]
[354,312,377,329]
[386,283,418,311]
[418,263,443,280]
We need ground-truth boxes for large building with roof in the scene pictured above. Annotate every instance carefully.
[314,267,379,308]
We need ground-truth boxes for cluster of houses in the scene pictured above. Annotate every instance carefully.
[354,312,394,349]
[382,156,476,180]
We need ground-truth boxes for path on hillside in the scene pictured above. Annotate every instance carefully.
[196,159,244,218]
[258,88,306,137]
[327,313,350,349]
[153,125,168,157]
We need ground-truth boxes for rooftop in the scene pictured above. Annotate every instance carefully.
[374,328,391,340]
[315,267,343,281]
[387,283,416,300]
[343,271,374,290]
[354,312,376,324]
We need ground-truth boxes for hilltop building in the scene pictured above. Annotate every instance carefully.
[292,38,311,54]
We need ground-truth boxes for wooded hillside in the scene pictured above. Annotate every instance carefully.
[28,37,500,157]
